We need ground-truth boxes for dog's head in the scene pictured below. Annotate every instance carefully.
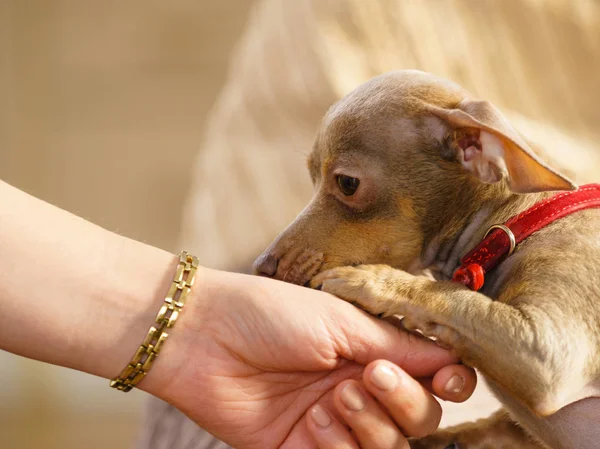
[254,70,575,285]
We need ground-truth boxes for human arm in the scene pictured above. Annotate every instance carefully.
[0,180,475,449]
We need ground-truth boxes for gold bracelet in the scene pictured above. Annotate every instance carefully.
[110,250,199,392]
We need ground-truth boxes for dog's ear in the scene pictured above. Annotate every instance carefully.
[427,100,576,193]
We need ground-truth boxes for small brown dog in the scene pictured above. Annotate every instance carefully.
[253,71,600,449]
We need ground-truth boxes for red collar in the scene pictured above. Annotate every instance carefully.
[452,183,600,291]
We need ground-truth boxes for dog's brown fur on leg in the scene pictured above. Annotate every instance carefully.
[410,410,544,449]
[254,70,600,449]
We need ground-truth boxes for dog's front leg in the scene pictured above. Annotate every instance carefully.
[408,409,546,449]
[312,264,579,419]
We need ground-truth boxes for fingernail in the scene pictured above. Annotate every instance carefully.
[370,364,398,391]
[340,383,366,411]
[444,375,465,394]
[310,405,331,428]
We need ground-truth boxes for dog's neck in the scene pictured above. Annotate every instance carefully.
[418,188,550,281]
[421,206,494,280]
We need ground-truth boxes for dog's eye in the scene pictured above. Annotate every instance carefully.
[337,175,360,196]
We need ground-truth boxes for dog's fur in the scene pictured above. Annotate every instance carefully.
[254,70,600,449]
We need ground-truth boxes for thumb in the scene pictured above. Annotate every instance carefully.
[324,300,458,378]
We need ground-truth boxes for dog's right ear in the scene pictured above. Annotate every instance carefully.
[427,100,576,194]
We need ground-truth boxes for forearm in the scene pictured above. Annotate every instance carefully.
[0,180,180,389]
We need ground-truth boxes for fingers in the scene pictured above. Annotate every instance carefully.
[333,380,411,449]
[308,391,412,449]
[362,360,442,438]
[308,360,452,449]
[306,404,360,449]
[430,364,477,403]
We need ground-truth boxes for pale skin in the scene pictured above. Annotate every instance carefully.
[0,180,476,449]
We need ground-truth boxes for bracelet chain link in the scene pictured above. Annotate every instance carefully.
[109,251,198,392]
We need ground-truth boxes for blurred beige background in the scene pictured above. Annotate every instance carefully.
[1,1,600,449]
[0,1,254,448]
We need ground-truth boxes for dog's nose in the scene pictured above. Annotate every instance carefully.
[253,253,279,277]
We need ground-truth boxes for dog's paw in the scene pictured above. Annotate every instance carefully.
[312,265,458,348]
[311,264,414,317]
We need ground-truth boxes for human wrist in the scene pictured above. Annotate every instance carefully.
[135,265,232,400]
[63,233,216,401]
[67,235,179,383]
[110,248,207,396]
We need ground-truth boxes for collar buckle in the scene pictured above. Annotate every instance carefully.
[484,224,516,257]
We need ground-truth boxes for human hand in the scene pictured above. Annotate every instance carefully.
[147,268,476,449]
